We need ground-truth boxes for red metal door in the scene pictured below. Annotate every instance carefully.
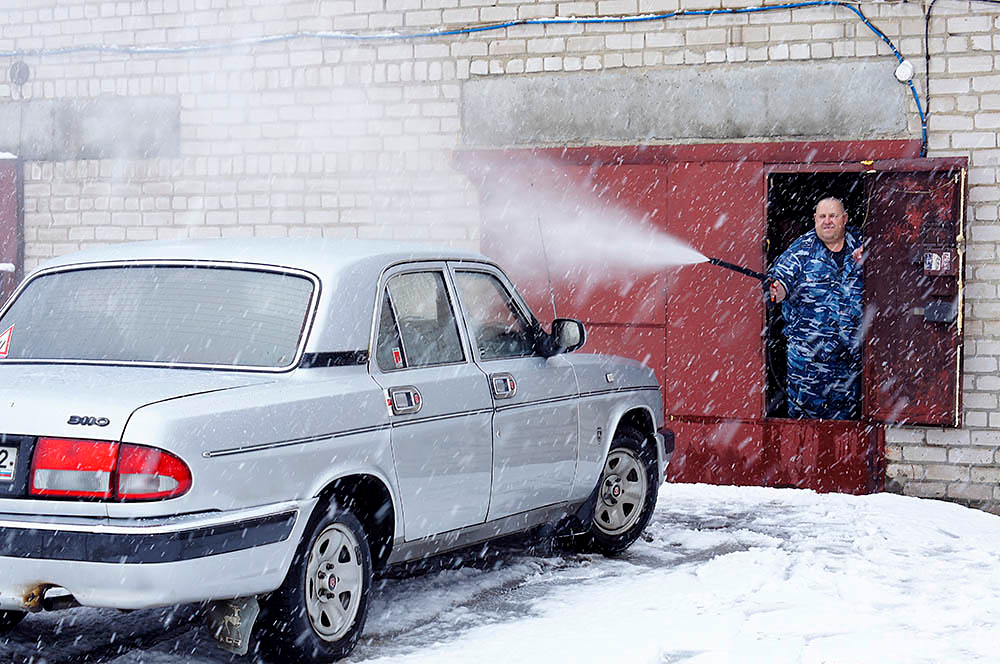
[659,161,774,487]
[863,162,966,426]
[663,161,766,418]
[0,158,20,304]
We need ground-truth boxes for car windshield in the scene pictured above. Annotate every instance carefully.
[0,264,315,369]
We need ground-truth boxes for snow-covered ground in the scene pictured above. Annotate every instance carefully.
[6,483,1000,664]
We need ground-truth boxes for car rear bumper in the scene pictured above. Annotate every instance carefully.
[0,499,315,611]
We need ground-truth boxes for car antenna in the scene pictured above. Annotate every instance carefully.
[536,213,558,320]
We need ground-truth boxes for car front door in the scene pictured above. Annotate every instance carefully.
[370,264,493,541]
[450,264,580,520]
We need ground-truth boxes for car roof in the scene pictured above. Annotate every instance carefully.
[36,238,487,274]
[31,238,498,357]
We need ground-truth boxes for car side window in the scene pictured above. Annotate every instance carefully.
[377,271,464,370]
[453,271,535,360]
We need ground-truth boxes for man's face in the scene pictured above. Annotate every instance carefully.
[814,199,847,247]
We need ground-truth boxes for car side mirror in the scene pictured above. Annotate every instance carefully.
[549,318,585,355]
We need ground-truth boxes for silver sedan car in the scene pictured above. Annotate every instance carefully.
[0,239,672,662]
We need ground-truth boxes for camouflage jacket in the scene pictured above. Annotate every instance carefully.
[769,230,863,363]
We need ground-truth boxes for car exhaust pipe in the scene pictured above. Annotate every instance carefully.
[23,584,80,613]
[43,592,80,612]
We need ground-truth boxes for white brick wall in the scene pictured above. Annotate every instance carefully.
[3,0,1000,509]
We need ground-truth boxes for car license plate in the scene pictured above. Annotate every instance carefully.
[0,445,16,482]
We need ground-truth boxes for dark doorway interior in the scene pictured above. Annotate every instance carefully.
[765,172,866,418]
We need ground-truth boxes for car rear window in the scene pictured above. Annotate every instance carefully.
[0,264,316,369]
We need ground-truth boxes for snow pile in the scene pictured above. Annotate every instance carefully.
[359,485,1000,664]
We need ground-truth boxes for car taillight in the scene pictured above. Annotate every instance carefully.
[30,438,191,502]
[116,443,192,501]
[31,438,119,499]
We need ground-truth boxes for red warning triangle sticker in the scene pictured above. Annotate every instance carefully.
[0,324,12,358]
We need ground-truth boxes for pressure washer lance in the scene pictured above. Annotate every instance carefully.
[706,257,778,302]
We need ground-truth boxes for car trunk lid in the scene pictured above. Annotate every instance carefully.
[0,364,274,514]
[0,364,274,441]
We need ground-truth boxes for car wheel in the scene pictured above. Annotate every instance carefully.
[0,610,25,634]
[584,425,659,555]
[260,506,372,663]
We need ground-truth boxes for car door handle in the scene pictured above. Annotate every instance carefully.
[490,373,517,399]
[388,386,422,415]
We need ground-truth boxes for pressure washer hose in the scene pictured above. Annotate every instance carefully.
[706,257,770,286]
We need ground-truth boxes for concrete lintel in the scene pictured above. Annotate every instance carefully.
[462,60,910,147]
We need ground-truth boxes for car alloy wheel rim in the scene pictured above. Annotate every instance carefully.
[595,449,647,536]
[305,523,364,641]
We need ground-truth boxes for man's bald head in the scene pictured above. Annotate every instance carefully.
[814,197,848,251]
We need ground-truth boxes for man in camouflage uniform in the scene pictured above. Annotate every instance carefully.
[768,197,863,420]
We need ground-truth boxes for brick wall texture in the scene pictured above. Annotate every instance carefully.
[1,0,999,508]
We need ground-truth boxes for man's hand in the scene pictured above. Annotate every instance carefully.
[852,246,863,264]
[769,280,787,303]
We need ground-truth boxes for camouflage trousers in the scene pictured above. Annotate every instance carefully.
[786,346,861,420]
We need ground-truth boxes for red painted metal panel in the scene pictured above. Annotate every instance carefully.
[763,419,885,494]
[584,324,666,397]
[863,166,965,426]
[669,417,884,493]
[663,161,766,419]
[566,164,669,326]
[0,160,20,304]
[458,140,921,168]
[666,420,767,486]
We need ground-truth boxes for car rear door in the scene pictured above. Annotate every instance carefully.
[369,263,494,541]
[449,263,580,521]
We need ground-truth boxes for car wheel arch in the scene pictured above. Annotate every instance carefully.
[612,406,656,444]
[601,405,663,485]
[311,473,396,571]
[602,405,657,459]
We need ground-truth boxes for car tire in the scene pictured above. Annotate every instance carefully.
[0,610,25,634]
[582,425,659,555]
[259,505,372,663]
